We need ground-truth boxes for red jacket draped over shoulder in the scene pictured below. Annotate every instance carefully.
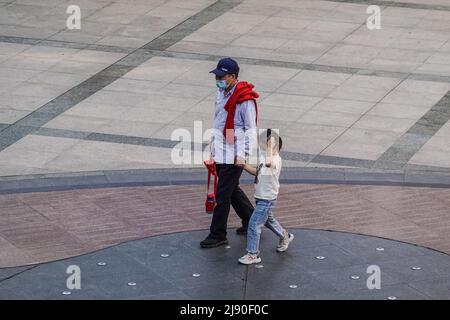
[223,81,259,144]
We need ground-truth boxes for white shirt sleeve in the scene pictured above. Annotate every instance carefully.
[236,100,257,159]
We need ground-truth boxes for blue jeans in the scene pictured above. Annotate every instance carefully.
[247,198,285,254]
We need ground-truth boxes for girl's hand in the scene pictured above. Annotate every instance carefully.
[265,136,275,167]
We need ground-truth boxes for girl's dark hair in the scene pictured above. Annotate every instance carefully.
[266,128,282,151]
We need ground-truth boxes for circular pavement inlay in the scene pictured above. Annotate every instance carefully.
[97,262,107,266]
[62,291,71,295]
[160,254,169,258]
[376,247,385,251]
[3,229,449,300]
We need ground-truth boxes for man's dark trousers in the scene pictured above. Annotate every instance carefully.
[209,163,254,240]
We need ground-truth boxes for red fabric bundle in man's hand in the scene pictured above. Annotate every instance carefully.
[204,159,217,214]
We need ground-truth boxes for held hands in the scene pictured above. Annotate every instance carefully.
[234,155,246,168]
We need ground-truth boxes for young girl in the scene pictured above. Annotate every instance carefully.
[238,129,294,265]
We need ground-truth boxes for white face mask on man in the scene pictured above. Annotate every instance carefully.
[216,79,228,89]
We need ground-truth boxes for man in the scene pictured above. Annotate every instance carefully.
[200,57,259,248]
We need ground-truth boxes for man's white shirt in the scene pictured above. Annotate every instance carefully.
[211,82,257,164]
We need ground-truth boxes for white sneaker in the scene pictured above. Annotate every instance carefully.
[238,253,261,265]
[277,232,294,252]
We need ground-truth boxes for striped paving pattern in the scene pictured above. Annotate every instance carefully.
[1,183,449,267]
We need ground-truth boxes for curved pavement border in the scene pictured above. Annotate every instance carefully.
[1,166,450,194]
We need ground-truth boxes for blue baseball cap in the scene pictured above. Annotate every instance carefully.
[209,57,239,77]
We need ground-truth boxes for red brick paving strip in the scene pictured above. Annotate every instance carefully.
[0,184,449,267]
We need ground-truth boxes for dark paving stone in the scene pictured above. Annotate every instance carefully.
[0,35,40,45]
[0,229,449,299]
[0,175,111,193]
[372,257,445,284]
[105,171,171,184]
[116,49,154,67]
[245,270,340,300]
[318,230,432,263]
[0,125,38,150]
[344,169,404,183]
[22,115,54,131]
[285,245,367,272]
[4,165,450,195]
[406,122,440,136]
[345,284,431,300]
[306,264,403,292]
[404,164,450,173]
[0,266,33,281]
[125,290,191,300]
[34,127,91,140]
[405,171,450,186]
[311,155,374,169]
[408,276,450,300]
[0,263,109,299]
[357,69,407,80]
[182,282,245,300]
[0,123,8,132]
[91,269,179,300]
[409,73,450,83]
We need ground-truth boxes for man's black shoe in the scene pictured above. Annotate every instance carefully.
[200,237,229,248]
[236,226,247,235]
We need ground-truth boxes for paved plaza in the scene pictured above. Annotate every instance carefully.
[1,0,450,300]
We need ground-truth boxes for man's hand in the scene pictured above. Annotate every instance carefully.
[235,155,246,168]
[243,163,257,176]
